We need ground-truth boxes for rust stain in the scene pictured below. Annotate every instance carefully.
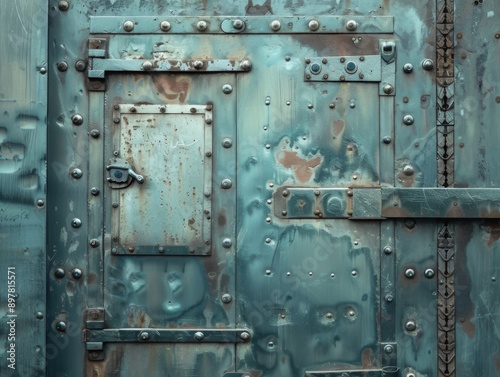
[397,170,415,187]
[361,347,376,368]
[277,151,322,183]
[245,0,273,15]
[292,34,381,56]
[332,119,345,137]
[152,74,191,103]
[493,352,500,373]
[218,211,227,226]
[481,220,500,247]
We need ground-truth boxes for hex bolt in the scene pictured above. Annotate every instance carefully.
[403,165,414,176]
[346,20,358,31]
[405,320,417,331]
[56,321,67,332]
[221,179,232,189]
[232,19,244,29]
[54,268,65,279]
[405,268,416,278]
[425,268,435,278]
[71,218,82,228]
[383,246,393,255]
[75,60,87,71]
[142,61,153,71]
[221,294,232,303]
[194,331,205,341]
[90,187,100,196]
[160,20,171,32]
[222,238,233,248]
[58,0,69,11]
[308,19,320,31]
[240,60,252,71]
[123,20,135,32]
[403,63,414,73]
[57,61,68,72]
[193,60,204,70]
[71,268,82,279]
[222,138,233,148]
[36,199,45,207]
[422,59,434,70]
[383,84,394,94]
[240,331,251,341]
[384,344,394,354]
[72,114,83,126]
[72,168,83,179]
[270,20,281,31]
[383,136,392,144]
[222,84,233,94]
[196,20,208,31]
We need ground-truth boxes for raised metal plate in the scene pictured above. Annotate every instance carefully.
[305,55,382,82]
[305,367,399,377]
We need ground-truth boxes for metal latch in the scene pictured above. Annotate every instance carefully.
[106,158,144,189]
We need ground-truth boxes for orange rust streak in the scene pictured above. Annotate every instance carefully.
[278,151,321,183]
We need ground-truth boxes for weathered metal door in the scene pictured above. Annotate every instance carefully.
[2,1,500,377]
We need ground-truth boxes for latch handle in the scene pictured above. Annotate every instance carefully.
[128,168,144,184]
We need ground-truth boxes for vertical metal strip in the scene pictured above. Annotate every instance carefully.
[379,96,396,366]
[436,0,456,376]
[87,90,105,309]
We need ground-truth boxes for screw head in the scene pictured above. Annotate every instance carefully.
[346,20,358,31]
[270,20,281,31]
[196,20,208,31]
[222,84,233,94]
[71,218,82,228]
[422,59,434,70]
[405,268,416,278]
[58,0,69,11]
[240,60,252,71]
[221,294,232,303]
[308,19,320,31]
[222,238,233,248]
[142,61,153,71]
[403,63,414,73]
[383,84,394,94]
[221,179,232,189]
[232,19,244,29]
[57,61,68,72]
[123,20,135,32]
[405,320,417,331]
[72,168,83,179]
[72,114,83,126]
[403,115,414,125]
[194,331,205,341]
[222,138,233,148]
[160,21,171,32]
[56,321,67,332]
[54,268,65,279]
[71,268,82,279]
[425,268,435,278]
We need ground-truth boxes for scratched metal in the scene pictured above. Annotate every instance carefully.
[30,1,500,377]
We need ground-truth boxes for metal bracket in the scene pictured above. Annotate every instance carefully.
[106,158,144,189]
[304,55,382,82]
[85,308,105,329]
[305,367,399,377]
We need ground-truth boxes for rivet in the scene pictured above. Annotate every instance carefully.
[265,238,272,244]
[383,136,392,144]
[128,247,135,253]
[403,115,414,125]
[205,151,212,158]
[90,129,100,138]
[196,20,208,31]
[57,61,68,72]
[58,0,69,11]
[385,294,394,302]
[266,199,272,204]
[222,84,233,94]
[322,74,329,80]
[232,19,244,29]
[71,168,83,179]
[194,331,205,341]
[222,138,233,148]
[265,96,271,105]
[71,218,82,228]
[112,202,119,208]
[266,217,271,223]
[282,210,288,216]
[193,60,204,70]
[405,320,417,331]
[308,103,314,109]
[383,246,393,255]
[160,106,166,113]
[160,21,171,32]
[403,96,409,103]
[322,58,328,64]
[384,345,394,354]
[314,190,320,196]
[282,189,289,197]
[403,63,413,73]
[352,175,358,180]
[349,101,355,108]
[314,209,321,216]
[221,294,232,303]
[403,165,414,176]
[383,84,394,94]
[326,312,333,318]
[111,248,118,254]
[351,270,358,276]
[56,321,67,332]
[308,19,320,31]
[90,187,100,196]
[347,190,353,197]
[90,239,100,248]
[305,74,311,80]
[405,268,416,278]
[240,331,251,341]
[123,20,135,32]
[36,199,45,207]
[265,269,272,275]
[39,67,47,74]
[75,60,87,71]
[270,20,281,31]
[204,192,211,197]
[329,102,335,109]
[222,238,232,248]
[309,271,313,276]
[72,114,83,126]
[36,312,44,319]
[205,117,212,124]
[221,179,232,189]
[142,61,153,71]
[158,246,164,253]
[492,277,497,282]
[54,268,65,279]
[421,59,434,71]
[425,268,435,278]
[405,219,416,229]
[140,331,150,340]
[285,55,291,61]
[496,33,500,39]
[240,60,252,71]
[113,117,120,123]
[346,19,358,31]
[71,268,82,279]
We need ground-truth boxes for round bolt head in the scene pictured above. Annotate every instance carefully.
[71,218,82,228]
[72,168,83,179]
[71,268,82,279]
[90,129,100,138]
[193,60,204,70]
[384,344,394,354]
[221,294,232,303]
[383,136,392,144]
[221,179,232,189]
[142,61,153,71]
[232,19,244,29]
[383,246,393,255]
[56,321,67,332]
[194,331,205,341]
[222,238,233,248]
[36,199,45,207]
[222,84,233,94]
[240,60,252,71]
[403,164,414,176]
[160,20,171,32]
[383,84,394,94]
[72,114,83,126]
[270,20,281,31]
[140,331,150,340]
[405,219,416,229]
[90,187,100,196]
[54,268,65,279]
[403,63,414,73]
[90,239,100,248]
[240,331,251,341]
[123,20,135,32]
[222,137,233,148]
[196,20,208,31]
[57,61,68,72]
[385,294,394,302]
[405,320,417,331]
[36,311,44,319]
[346,20,358,31]
[308,19,320,31]
[39,67,47,74]
[58,0,69,11]
[405,268,416,278]
[422,59,434,70]
[425,268,435,278]
[75,60,87,71]
[403,115,414,125]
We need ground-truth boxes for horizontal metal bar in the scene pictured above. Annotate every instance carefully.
[90,16,394,34]
[305,55,381,82]
[84,329,251,344]
[305,370,382,377]
[90,58,251,77]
